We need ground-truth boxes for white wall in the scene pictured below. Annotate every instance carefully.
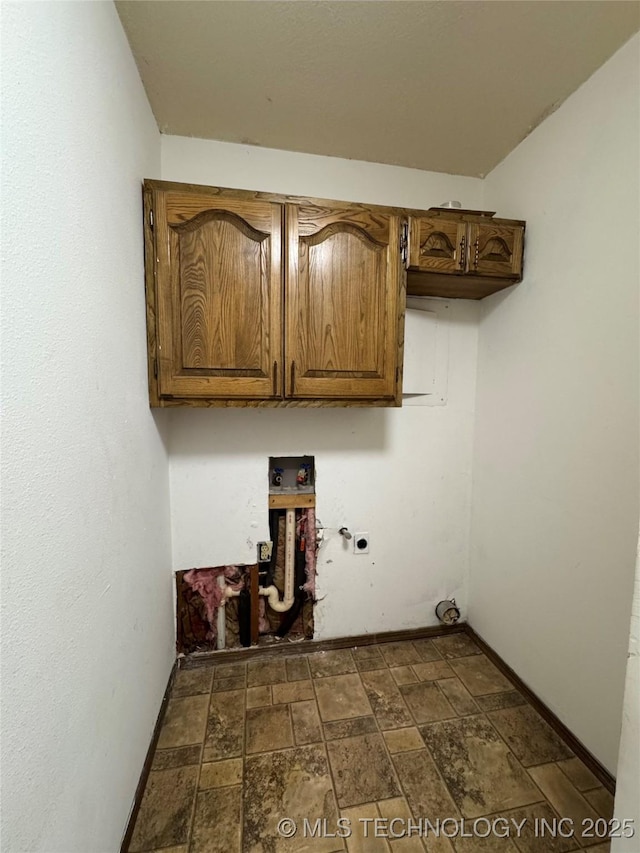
[612,527,640,852]
[162,137,483,639]
[0,4,171,852]
[469,35,640,773]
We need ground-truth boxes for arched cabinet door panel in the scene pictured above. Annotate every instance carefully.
[409,216,467,274]
[152,188,282,399]
[286,203,405,400]
[468,222,523,279]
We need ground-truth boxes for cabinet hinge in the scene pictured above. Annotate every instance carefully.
[153,356,158,379]
[400,222,408,267]
[149,209,154,228]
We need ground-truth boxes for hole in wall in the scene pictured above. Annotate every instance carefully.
[175,456,317,655]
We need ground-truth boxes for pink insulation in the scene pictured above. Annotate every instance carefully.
[301,507,317,599]
[183,565,244,639]
[258,598,271,634]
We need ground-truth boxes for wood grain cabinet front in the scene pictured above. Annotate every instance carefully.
[147,185,282,401]
[407,209,525,299]
[286,202,403,401]
[144,181,406,407]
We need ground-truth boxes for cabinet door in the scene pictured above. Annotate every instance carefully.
[409,216,467,274]
[286,204,404,400]
[467,222,524,279]
[153,189,282,399]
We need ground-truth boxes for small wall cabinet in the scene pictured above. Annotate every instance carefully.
[143,181,406,407]
[407,209,525,299]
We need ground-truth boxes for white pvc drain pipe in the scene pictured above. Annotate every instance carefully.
[259,507,296,613]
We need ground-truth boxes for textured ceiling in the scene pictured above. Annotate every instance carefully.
[116,0,639,177]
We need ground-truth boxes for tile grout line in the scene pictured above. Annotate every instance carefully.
[462,802,580,853]
[336,649,598,848]
[464,626,615,795]
[556,759,605,794]
[375,643,454,806]
[358,654,406,811]
[372,641,466,849]
[399,723,465,830]
[191,662,248,852]
[525,762,605,852]
[430,676,459,722]
[460,681,603,849]
[185,665,214,853]
[309,653,348,851]
[238,663,248,853]
[445,695,551,817]
[403,642,555,831]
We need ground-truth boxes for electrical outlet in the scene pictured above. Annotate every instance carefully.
[354,533,370,554]
[257,541,273,562]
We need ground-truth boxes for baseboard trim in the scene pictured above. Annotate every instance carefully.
[463,625,616,795]
[180,623,466,669]
[120,660,178,853]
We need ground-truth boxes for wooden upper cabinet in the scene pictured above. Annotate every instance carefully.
[144,181,406,407]
[286,204,403,400]
[149,185,282,399]
[407,209,525,300]
[409,216,467,275]
[467,222,523,279]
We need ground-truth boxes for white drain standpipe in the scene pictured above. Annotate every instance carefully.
[259,507,296,613]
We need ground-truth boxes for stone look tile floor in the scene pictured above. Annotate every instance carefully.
[127,634,615,853]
